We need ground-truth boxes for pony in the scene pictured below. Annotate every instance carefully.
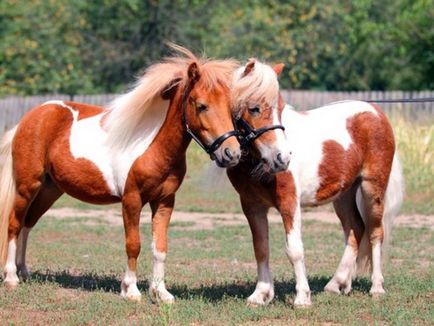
[0,45,242,303]
[228,59,404,307]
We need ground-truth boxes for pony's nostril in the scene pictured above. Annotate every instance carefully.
[276,152,284,165]
[224,148,233,160]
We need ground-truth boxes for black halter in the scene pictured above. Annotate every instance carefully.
[235,117,285,150]
[181,87,240,156]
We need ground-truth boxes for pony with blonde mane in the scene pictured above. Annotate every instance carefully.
[228,59,404,307]
[0,45,241,302]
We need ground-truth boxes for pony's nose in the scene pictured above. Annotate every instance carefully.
[224,148,233,160]
[273,152,290,171]
[223,147,241,164]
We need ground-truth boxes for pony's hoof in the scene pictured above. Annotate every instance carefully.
[127,294,142,302]
[293,293,312,308]
[121,291,142,302]
[246,290,274,306]
[324,281,341,294]
[18,267,30,281]
[325,279,352,295]
[120,282,142,302]
[370,287,385,299]
[149,288,175,304]
[4,280,19,290]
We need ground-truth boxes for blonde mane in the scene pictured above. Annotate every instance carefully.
[104,44,239,151]
[231,59,280,116]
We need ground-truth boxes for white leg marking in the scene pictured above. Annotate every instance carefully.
[3,239,19,287]
[120,266,142,301]
[325,244,357,294]
[370,242,385,296]
[247,261,274,305]
[149,241,174,304]
[16,227,31,280]
[285,205,311,307]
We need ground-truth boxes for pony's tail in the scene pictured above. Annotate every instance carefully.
[0,126,18,266]
[356,152,405,274]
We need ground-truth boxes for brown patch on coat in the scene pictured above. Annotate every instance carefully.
[315,109,395,209]
[315,140,362,202]
[275,171,298,232]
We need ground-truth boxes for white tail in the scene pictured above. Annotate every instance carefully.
[0,126,18,266]
[356,152,405,274]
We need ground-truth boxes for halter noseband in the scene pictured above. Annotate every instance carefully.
[235,117,285,150]
[181,84,285,155]
[181,85,240,156]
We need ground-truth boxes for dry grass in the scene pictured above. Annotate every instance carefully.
[392,118,433,213]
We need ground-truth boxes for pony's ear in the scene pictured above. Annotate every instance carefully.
[187,62,201,84]
[242,59,255,77]
[273,63,285,76]
[161,77,182,100]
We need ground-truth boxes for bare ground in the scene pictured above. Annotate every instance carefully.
[46,207,434,230]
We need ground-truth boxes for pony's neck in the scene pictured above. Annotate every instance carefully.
[142,90,191,167]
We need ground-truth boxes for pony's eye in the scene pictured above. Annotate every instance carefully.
[197,103,208,112]
[248,106,260,114]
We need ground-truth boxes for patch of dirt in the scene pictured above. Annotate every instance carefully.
[45,207,434,230]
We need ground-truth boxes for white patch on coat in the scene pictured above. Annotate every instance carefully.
[46,100,168,196]
[3,239,19,285]
[282,101,377,205]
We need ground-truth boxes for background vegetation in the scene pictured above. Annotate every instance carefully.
[1,0,433,96]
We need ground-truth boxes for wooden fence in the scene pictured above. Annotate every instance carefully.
[1,91,433,134]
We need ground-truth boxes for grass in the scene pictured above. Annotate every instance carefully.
[392,118,433,214]
[0,215,432,325]
[54,117,434,215]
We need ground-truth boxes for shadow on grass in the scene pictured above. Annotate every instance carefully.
[30,271,372,302]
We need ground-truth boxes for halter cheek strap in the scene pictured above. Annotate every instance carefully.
[181,86,239,156]
[235,117,285,149]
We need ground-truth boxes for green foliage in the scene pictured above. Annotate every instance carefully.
[0,0,433,95]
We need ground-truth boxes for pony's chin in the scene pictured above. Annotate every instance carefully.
[215,159,237,168]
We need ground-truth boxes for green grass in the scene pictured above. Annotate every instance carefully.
[393,118,433,214]
[0,216,432,325]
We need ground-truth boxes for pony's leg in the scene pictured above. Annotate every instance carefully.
[4,175,44,287]
[148,195,175,304]
[359,179,387,296]
[16,177,63,279]
[15,227,30,279]
[281,202,311,307]
[325,184,364,294]
[120,191,143,301]
[240,197,274,306]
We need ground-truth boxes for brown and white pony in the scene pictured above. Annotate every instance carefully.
[0,46,241,303]
[229,60,404,307]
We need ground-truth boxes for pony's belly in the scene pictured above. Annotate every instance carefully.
[49,146,120,204]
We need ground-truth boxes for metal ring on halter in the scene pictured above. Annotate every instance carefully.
[235,117,285,149]
[181,85,239,156]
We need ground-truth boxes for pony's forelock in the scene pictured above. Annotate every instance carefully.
[232,60,280,116]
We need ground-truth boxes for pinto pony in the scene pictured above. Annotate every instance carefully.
[229,60,404,307]
[0,46,241,302]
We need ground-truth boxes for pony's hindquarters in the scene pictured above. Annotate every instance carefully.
[0,126,18,265]
[356,152,405,274]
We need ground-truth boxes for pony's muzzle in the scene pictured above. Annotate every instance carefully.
[272,151,290,172]
[215,146,241,168]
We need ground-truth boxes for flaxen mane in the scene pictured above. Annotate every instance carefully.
[232,59,280,117]
[105,44,239,151]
